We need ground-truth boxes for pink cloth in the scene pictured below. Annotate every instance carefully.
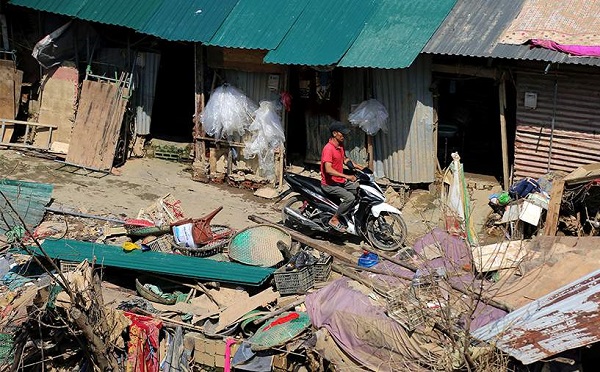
[530,39,600,57]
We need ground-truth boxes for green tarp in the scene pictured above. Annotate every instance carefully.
[0,179,53,235]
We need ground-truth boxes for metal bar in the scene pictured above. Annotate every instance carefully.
[45,207,126,224]
[54,160,110,175]
[86,73,120,83]
[196,136,245,148]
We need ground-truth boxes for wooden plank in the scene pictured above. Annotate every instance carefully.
[472,240,528,273]
[34,66,78,149]
[544,178,565,236]
[499,79,510,190]
[214,287,279,332]
[66,79,129,171]
[248,214,514,312]
[0,60,17,142]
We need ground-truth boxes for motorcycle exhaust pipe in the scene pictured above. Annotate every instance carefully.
[283,207,327,232]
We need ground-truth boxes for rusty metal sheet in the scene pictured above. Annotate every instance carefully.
[473,268,600,365]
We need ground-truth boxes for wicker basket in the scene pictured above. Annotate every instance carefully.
[143,234,174,253]
[173,238,229,257]
[135,277,177,305]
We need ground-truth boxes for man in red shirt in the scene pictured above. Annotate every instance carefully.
[321,121,363,232]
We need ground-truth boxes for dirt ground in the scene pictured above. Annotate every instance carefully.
[0,149,501,249]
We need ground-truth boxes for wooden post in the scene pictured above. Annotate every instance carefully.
[544,178,565,236]
[433,92,442,173]
[193,43,208,182]
[499,77,510,190]
[367,135,374,170]
[278,70,289,189]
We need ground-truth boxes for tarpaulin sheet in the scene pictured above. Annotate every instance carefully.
[306,278,446,371]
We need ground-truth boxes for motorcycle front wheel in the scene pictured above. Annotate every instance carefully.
[365,212,407,251]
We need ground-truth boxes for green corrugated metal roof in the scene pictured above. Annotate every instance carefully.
[35,239,274,286]
[339,0,456,68]
[0,179,53,235]
[9,0,84,17]
[208,0,308,50]
[140,0,238,42]
[76,0,164,30]
[264,0,378,66]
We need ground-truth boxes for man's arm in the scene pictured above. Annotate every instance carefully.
[324,162,356,182]
[344,157,365,171]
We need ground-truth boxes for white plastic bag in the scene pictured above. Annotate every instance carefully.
[201,84,258,139]
[243,101,285,180]
[348,99,389,135]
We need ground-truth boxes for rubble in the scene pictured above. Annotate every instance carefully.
[2,158,600,371]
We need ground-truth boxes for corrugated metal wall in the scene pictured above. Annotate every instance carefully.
[341,68,368,164]
[372,55,435,183]
[222,70,280,104]
[514,70,600,178]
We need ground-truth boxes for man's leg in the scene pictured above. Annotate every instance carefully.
[322,184,356,231]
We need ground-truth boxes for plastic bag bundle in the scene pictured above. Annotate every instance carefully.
[244,101,285,180]
[201,84,258,139]
[348,99,389,135]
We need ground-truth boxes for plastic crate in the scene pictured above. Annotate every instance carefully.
[313,255,332,282]
[59,260,80,272]
[273,265,314,295]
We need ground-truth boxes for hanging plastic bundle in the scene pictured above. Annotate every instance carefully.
[243,101,285,180]
[201,84,258,139]
[442,152,478,245]
[348,99,389,136]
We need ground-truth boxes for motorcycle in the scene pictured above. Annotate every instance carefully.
[281,163,407,251]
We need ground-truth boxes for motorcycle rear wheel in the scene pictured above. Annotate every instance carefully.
[281,195,309,227]
[366,212,407,251]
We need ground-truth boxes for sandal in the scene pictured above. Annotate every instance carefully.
[328,220,347,233]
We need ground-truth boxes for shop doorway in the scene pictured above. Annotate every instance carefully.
[150,43,195,141]
[434,75,516,180]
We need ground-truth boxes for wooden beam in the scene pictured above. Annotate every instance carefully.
[432,64,499,80]
[499,78,510,190]
[544,178,565,236]
[367,135,374,170]
[247,214,513,312]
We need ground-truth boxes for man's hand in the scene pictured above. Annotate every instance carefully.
[346,175,357,182]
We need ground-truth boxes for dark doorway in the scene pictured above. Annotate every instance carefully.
[151,42,195,141]
[434,74,516,181]
[286,66,343,166]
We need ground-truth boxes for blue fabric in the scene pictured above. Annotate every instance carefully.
[231,342,273,371]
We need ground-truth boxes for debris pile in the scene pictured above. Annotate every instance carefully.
[2,157,600,371]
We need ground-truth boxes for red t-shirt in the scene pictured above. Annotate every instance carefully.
[321,139,346,185]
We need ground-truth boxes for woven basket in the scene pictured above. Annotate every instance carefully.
[248,311,311,351]
[173,238,229,257]
[228,224,289,267]
[126,225,171,237]
[135,277,177,305]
